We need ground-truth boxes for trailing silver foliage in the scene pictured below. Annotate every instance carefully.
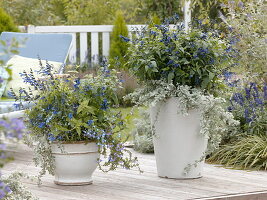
[132,109,154,153]
[125,80,240,154]
[1,172,38,200]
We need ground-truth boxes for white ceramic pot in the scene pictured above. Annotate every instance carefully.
[51,142,99,185]
[150,97,208,179]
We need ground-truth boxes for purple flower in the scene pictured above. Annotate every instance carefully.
[0,152,6,159]
[232,93,244,106]
[0,189,6,199]
[238,1,244,8]
[0,144,6,150]
[245,87,251,100]
[244,109,252,123]
[4,185,11,193]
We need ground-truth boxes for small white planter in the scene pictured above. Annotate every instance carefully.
[51,142,100,185]
[150,97,208,179]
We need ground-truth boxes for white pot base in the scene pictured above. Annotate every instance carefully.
[54,180,93,186]
[158,175,203,180]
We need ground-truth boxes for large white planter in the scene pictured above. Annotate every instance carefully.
[51,142,99,185]
[150,97,208,179]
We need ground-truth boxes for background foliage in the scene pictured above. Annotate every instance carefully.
[191,0,253,25]
[224,0,267,78]
[0,8,19,33]
[109,11,129,68]
[0,0,63,26]
[208,0,267,170]
[140,0,183,21]
[62,0,119,25]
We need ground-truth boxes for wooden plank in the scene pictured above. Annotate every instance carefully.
[197,191,267,200]
[91,32,99,64]
[102,32,110,58]
[2,143,267,200]
[68,33,76,63]
[80,32,88,64]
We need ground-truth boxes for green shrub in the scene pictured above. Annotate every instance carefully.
[0,7,19,33]
[62,0,119,25]
[140,0,182,21]
[225,0,267,78]
[148,14,161,28]
[0,0,63,26]
[109,10,129,69]
[208,135,267,170]
[132,109,154,153]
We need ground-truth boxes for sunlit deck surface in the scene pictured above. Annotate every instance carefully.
[3,143,267,200]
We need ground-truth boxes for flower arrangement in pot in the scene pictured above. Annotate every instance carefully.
[124,16,239,179]
[10,62,140,185]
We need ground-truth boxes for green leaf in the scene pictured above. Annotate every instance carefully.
[112,93,119,105]
[151,61,157,68]
[77,100,89,114]
[201,77,210,89]
[196,68,201,76]
[167,72,175,83]
[209,72,215,80]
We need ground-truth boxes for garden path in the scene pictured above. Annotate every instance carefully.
[3,143,267,200]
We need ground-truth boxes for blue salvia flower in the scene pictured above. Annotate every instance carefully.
[7,90,16,98]
[68,113,73,119]
[200,32,208,40]
[13,103,21,110]
[244,108,252,123]
[38,122,46,128]
[150,31,157,36]
[232,93,244,106]
[167,60,174,65]
[74,78,81,89]
[48,133,56,141]
[255,98,263,106]
[250,82,259,98]
[87,120,94,126]
[197,47,209,56]
[245,87,251,100]
[84,85,92,92]
[119,35,130,42]
[101,99,109,110]
[264,84,267,100]
[57,136,63,141]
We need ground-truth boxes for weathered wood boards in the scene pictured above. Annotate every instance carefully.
[2,144,267,200]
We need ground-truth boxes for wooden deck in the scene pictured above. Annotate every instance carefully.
[2,143,267,200]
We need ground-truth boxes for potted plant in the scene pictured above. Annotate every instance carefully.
[124,17,239,179]
[10,62,140,185]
